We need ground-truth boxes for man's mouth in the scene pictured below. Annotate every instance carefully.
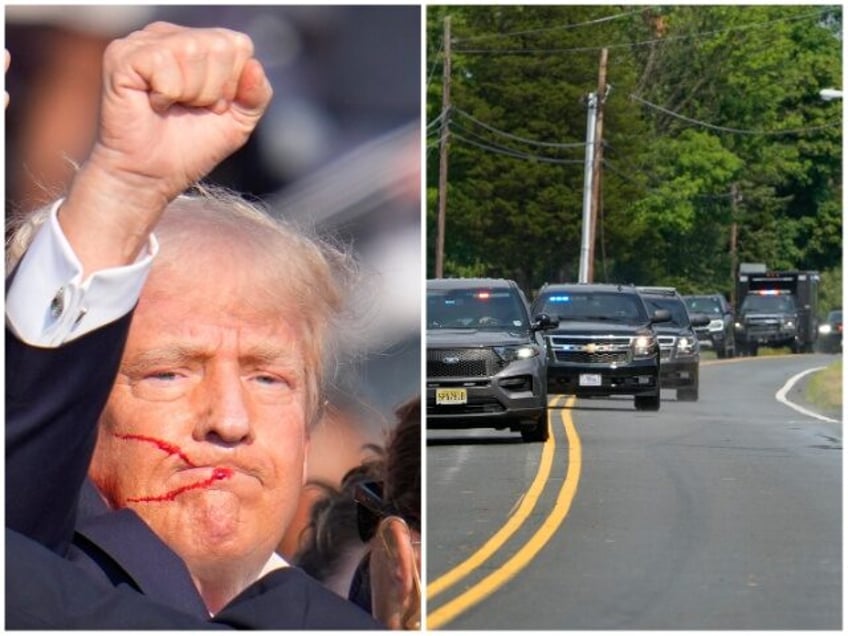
[125,466,234,503]
[113,433,246,503]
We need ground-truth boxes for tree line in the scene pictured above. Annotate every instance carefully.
[426,5,842,312]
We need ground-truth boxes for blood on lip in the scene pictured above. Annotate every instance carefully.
[125,467,234,503]
[115,433,234,503]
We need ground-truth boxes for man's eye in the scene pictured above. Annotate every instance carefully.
[147,371,179,381]
[255,374,284,386]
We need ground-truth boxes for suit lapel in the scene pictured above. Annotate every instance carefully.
[74,482,209,618]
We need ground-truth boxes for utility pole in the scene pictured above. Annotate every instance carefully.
[729,182,740,308]
[435,16,451,279]
[578,92,598,284]
[588,48,608,283]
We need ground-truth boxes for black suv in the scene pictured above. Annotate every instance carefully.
[683,293,735,358]
[638,287,709,401]
[426,278,557,442]
[530,283,669,411]
[817,309,843,354]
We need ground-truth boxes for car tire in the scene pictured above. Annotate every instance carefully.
[521,413,549,443]
[634,392,661,411]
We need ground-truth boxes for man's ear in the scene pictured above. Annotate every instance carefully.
[301,431,310,486]
[370,517,420,629]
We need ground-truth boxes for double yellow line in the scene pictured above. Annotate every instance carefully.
[426,395,583,628]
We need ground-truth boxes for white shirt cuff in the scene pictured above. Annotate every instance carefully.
[6,200,158,347]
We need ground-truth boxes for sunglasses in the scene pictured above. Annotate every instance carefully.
[353,480,401,543]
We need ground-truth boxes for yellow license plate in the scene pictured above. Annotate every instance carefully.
[436,388,467,405]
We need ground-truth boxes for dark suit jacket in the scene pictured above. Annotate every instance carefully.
[7,527,382,630]
[5,316,380,629]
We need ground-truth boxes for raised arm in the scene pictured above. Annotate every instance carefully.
[5,22,272,553]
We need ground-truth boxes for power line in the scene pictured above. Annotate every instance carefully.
[426,40,443,91]
[451,121,584,163]
[427,107,449,132]
[453,8,830,55]
[455,8,644,43]
[427,130,449,149]
[452,107,585,149]
[630,94,842,136]
[450,131,585,165]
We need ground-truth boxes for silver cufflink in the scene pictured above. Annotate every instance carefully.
[50,287,65,319]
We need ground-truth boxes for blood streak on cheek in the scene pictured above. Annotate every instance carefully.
[114,433,198,467]
[114,433,234,504]
[126,467,234,503]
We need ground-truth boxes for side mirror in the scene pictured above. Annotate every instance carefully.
[651,308,672,323]
[689,312,711,328]
[532,313,559,331]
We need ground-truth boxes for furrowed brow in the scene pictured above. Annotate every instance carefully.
[239,344,302,369]
[123,345,210,374]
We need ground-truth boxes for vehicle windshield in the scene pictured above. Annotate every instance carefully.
[740,293,797,313]
[644,296,690,327]
[534,291,648,324]
[685,296,722,316]
[427,287,528,331]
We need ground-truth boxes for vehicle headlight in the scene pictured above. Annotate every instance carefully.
[819,324,833,335]
[632,335,655,358]
[707,319,724,332]
[734,321,745,331]
[676,336,696,354]
[494,344,540,362]
[781,319,796,330]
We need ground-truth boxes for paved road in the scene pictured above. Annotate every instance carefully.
[426,354,841,629]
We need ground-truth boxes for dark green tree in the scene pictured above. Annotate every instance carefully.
[427,5,841,304]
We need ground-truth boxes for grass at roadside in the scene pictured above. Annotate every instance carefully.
[805,358,843,414]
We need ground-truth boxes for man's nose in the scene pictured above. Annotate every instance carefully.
[195,367,254,445]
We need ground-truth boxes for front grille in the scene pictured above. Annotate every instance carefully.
[746,318,780,337]
[554,350,628,364]
[427,348,506,378]
[657,335,676,361]
[547,334,632,365]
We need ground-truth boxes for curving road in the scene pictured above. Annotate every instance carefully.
[425,354,842,629]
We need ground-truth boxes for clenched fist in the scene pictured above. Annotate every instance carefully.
[96,22,271,194]
[58,23,273,276]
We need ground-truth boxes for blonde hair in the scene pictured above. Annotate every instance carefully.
[6,184,360,426]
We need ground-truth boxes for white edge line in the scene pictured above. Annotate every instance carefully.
[774,366,841,424]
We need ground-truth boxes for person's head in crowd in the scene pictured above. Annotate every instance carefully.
[276,394,385,561]
[352,396,421,629]
[6,184,360,614]
[293,459,384,597]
